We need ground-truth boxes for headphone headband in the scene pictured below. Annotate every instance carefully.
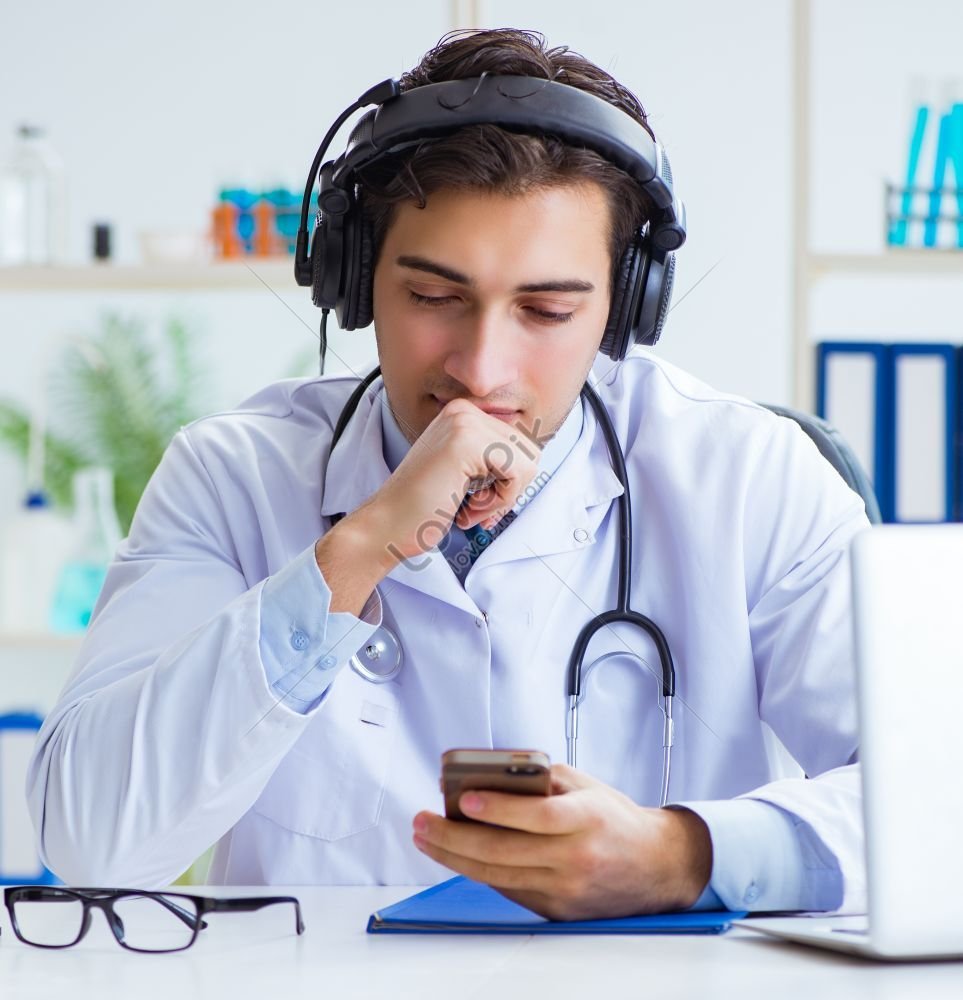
[324,76,685,252]
[296,73,687,359]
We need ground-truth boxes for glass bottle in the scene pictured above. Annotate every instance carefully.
[49,468,122,633]
[0,124,67,265]
[0,490,73,633]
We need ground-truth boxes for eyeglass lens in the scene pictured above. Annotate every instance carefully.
[11,890,84,947]
[12,890,201,952]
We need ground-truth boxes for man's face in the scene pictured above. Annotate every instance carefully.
[372,182,613,449]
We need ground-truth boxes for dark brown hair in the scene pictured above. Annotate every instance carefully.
[357,28,655,284]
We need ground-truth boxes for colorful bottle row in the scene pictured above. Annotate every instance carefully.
[211,187,311,258]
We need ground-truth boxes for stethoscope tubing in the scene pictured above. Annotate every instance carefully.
[325,369,677,806]
[567,383,675,804]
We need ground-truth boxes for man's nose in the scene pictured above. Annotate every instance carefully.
[442,309,519,400]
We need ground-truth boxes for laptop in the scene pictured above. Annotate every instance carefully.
[742,524,963,960]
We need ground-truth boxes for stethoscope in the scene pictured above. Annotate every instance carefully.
[325,367,677,807]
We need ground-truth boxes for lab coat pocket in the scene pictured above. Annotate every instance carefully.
[253,670,400,841]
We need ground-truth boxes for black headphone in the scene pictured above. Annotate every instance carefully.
[295,75,687,361]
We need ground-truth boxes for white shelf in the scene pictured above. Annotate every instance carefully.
[0,259,299,292]
[0,631,84,649]
[809,250,963,277]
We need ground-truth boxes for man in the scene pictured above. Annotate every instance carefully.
[28,29,867,920]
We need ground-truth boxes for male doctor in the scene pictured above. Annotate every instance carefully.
[28,29,868,921]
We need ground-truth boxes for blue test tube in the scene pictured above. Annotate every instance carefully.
[892,104,929,247]
[951,103,963,248]
[924,111,954,248]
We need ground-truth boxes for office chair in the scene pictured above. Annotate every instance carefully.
[760,403,882,525]
[0,711,56,885]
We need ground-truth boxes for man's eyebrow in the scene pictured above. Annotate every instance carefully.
[515,278,595,294]
[397,255,473,286]
[396,255,595,295]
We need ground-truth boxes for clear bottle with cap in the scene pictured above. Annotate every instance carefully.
[0,123,67,265]
[49,468,122,634]
[0,489,73,634]
[0,381,73,633]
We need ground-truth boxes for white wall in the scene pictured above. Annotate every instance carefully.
[0,0,452,266]
[483,0,794,404]
[810,0,963,343]
[2,0,962,525]
[811,0,963,255]
[0,0,451,520]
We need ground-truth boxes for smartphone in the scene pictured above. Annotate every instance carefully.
[440,748,551,821]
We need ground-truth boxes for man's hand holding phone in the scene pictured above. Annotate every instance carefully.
[414,750,714,922]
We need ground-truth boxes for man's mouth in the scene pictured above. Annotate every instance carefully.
[431,395,521,421]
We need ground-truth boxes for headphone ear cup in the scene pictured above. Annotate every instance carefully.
[338,206,375,330]
[351,214,375,330]
[311,211,349,313]
[635,251,675,347]
[648,253,675,347]
[600,236,643,361]
[310,217,329,309]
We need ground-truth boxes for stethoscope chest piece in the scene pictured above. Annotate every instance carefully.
[349,624,403,683]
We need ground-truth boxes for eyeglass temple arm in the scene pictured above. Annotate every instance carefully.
[202,896,305,934]
[72,889,208,931]
[150,894,209,930]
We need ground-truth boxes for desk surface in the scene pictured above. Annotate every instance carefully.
[1,885,961,999]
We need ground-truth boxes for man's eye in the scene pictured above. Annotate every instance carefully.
[409,291,456,308]
[527,307,575,325]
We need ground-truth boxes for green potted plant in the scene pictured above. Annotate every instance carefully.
[0,313,209,533]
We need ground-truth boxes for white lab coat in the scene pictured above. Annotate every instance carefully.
[27,351,868,907]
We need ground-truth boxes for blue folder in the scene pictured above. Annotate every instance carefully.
[816,342,893,521]
[889,343,957,523]
[367,876,747,934]
[0,711,56,886]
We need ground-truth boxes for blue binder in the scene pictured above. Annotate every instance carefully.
[367,876,746,934]
[889,344,957,523]
[816,342,893,521]
[0,712,56,886]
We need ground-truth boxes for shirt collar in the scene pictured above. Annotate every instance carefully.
[380,391,413,474]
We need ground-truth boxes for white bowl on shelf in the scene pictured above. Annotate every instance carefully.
[137,229,212,265]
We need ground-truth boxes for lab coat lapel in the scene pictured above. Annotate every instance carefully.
[384,548,479,616]
[471,402,625,572]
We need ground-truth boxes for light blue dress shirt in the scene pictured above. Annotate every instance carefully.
[258,387,842,913]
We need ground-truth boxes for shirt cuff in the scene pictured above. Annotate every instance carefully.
[258,544,383,713]
[673,797,843,913]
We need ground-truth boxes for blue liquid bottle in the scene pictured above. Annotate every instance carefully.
[49,468,122,633]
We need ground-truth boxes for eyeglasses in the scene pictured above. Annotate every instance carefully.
[2,886,305,953]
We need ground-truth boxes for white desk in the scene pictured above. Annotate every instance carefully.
[1,885,961,999]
